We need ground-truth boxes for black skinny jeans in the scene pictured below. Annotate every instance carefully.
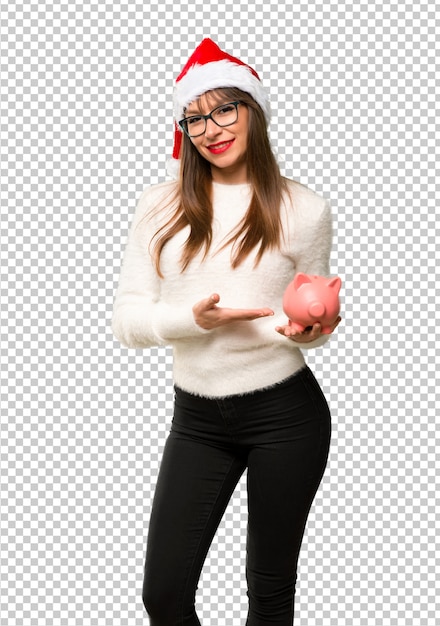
[142,366,331,626]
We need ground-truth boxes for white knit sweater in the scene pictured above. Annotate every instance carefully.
[112,179,333,397]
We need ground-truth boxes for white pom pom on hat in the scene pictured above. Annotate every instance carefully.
[168,38,271,177]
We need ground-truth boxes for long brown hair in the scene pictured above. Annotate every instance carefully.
[152,87,289,277]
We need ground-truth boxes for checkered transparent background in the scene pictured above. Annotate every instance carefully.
[1,0,439,624]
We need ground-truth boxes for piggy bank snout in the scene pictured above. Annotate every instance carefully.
[308,301,326,318]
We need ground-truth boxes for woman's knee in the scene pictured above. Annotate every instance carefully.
[143,579,199,626]
[247,565,297,624]
[142,571,176,624]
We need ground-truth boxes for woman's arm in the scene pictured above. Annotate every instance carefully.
[276,195,340,348]
[111,186,210,348]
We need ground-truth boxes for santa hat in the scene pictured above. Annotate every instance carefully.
[168,38,271,177]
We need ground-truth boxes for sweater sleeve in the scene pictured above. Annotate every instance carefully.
[295,197,332,276]
[111,186,210,349]
[283,194,334,350]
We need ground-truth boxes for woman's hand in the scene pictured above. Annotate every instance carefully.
[193,293,274,331]
[275,316,341,343]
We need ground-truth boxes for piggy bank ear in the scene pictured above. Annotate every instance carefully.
[327,276,342,293]
[293,273,312,289]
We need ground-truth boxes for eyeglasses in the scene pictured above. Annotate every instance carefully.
[178,101,241,138]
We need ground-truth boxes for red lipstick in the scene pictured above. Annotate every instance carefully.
[206,139,235,154]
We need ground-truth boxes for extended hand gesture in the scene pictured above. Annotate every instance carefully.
[193,294,274,330]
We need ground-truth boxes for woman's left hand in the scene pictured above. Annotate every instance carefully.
[275,316,341,343]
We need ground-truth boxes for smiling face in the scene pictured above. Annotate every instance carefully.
[184,91,250,184]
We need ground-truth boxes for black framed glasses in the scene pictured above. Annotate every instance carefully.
[178,101,241,138]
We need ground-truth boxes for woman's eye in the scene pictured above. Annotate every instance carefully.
[188,116,202,125]
[218,105,234,115]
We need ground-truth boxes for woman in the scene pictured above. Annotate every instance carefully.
[112,38,340,626]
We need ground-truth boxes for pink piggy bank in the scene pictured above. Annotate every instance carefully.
[283,273,342,334]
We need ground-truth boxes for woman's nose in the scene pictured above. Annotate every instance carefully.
[204,117,221,138]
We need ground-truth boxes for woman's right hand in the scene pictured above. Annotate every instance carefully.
[193,293,274,330]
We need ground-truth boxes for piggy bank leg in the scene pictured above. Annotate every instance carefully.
[288,320,306,333]
[320,326,332,334]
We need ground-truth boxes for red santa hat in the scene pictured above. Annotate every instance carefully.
[168,38,271,177]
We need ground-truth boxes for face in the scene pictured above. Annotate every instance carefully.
[184,92,250,184]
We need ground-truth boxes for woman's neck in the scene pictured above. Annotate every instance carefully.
[210,163,249,185]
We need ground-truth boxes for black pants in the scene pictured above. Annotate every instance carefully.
[142,366,331,626]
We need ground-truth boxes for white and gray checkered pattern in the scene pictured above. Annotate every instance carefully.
[1,0,439,624]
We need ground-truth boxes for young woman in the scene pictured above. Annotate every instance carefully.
[112,38,340,626]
